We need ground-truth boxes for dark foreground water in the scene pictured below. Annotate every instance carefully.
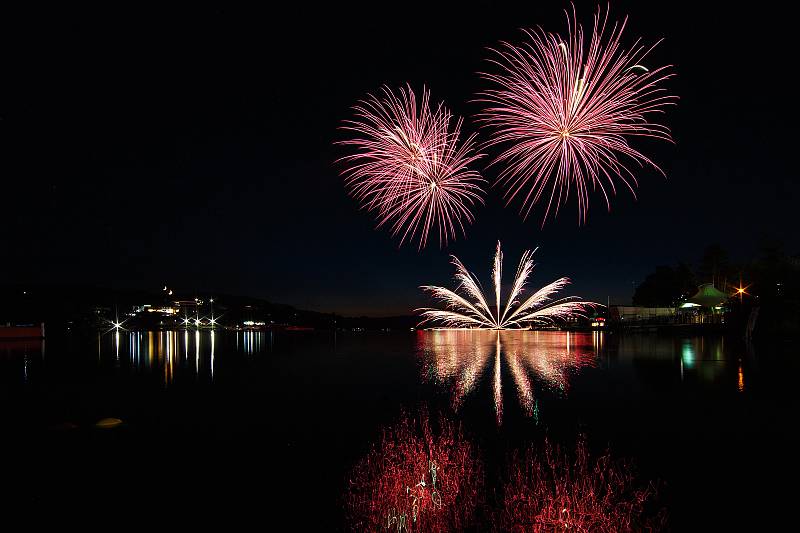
[1,330,798,529]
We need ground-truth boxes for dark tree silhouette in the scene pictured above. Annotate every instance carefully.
[632,264,696,307]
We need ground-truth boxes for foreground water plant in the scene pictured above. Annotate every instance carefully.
[344,410,484,531]
[345,411,666,531]
[497,436,666,532]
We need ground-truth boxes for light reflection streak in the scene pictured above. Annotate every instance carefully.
[507,348,534,417]
[210,331,215,380]
[493,333,503,426]
[424,330,489,411]
[79,329,276,387]
[241,331,264,357]
[148,332,154,369]
[165,331,174,385]
[737,360,745,392]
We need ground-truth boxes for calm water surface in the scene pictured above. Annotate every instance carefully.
[1,330,797,528]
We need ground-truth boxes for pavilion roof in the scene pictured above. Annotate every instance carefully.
[688,283,728,307]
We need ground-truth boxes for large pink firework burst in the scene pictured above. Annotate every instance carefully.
[338,85,485,249]
[478,6,676,225]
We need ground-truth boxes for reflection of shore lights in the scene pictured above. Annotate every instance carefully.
[738,360,745,392]
[210,331,215,380]
[681,341,695,369]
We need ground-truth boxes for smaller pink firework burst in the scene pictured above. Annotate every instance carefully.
[478,5,676,226]
[338,85,485,249]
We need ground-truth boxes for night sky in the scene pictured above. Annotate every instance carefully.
[2,2,797,315]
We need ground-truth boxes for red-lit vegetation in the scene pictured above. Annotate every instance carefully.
[496,436,666,532]
[346,413,665,531]
[345,411,484,531]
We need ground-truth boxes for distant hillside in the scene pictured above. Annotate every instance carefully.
[0,284,417,331]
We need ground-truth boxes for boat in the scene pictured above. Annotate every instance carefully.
[0,323,45,339]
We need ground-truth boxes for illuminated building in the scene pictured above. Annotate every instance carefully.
[677,284,728,324]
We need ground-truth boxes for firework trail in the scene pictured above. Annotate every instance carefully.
[418,241,596,329]
[478,5,676,225]
[338,85,485,249]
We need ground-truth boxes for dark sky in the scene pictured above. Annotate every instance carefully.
[1,2,797,315]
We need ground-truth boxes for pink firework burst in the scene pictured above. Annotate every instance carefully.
[338,85,485,249]
[478,6,676,225]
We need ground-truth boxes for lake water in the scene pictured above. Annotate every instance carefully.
[2,330,797,529]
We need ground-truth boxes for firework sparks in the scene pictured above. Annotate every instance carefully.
[338,85,486,249]
[478,6,676,225]
[418,241,596,329]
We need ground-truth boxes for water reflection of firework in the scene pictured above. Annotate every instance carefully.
[417,330,598,425]
[345,410,483,531]
[497,436,666,531]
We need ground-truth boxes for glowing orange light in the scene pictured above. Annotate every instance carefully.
[732,282,751,302]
